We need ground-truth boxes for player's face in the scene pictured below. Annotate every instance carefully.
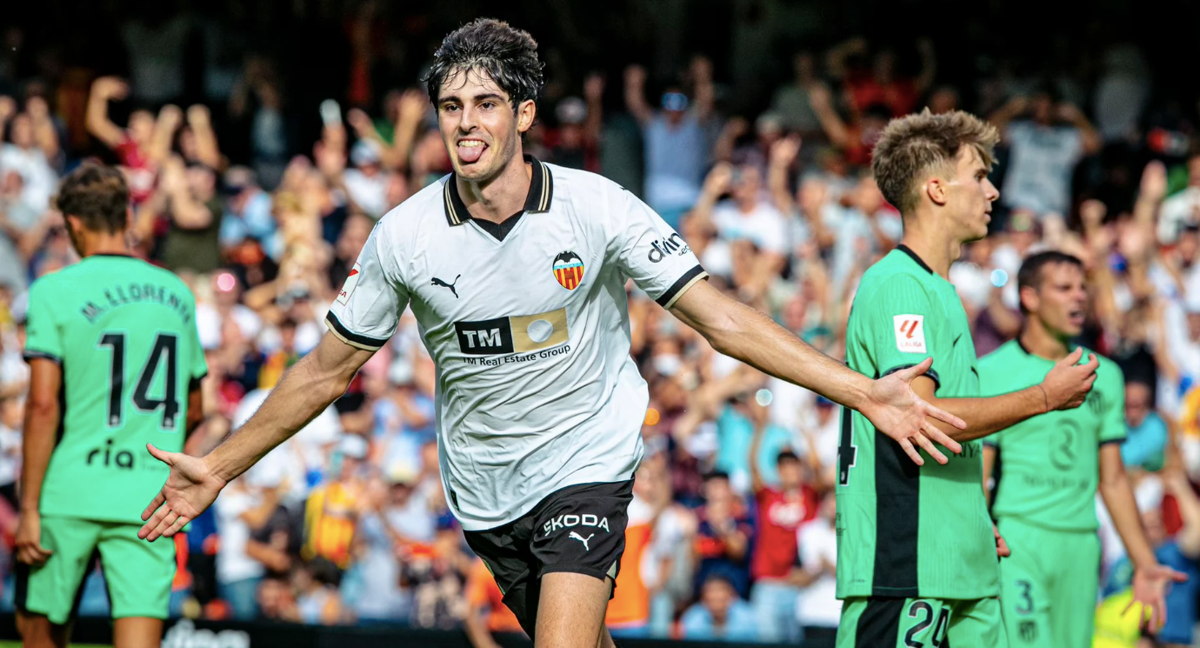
[436,68,536,183]
[1033,262,1087,337]
[944,146,998,242]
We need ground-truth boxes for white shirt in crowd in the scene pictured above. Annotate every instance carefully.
[796,519,840,628]
[1158,187,1200,244]
[1001,121,1085,217]
[344,168,391,219]
[328,158,706,531]
[0,144,58,213]
[711,200,789,255]
[214,485,267,584]
[195,303,263,350]
[0,422,20,488]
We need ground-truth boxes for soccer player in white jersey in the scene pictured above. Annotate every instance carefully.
[138,19,966,648]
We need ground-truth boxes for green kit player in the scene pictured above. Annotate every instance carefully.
[15,164,206,648]
[835,111,1099,648]
[981,251,1185,648]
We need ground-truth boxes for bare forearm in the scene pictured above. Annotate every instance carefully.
[624,86,651,124]
[170,192,213,228]
[206,354,352,483]
[767,162,794,213]
[925,390,1047,442]
[1101,480,1159,570]
[1171,484,1200,556]
[679,299,870,411]
[33,119,59,160]
[193,128,221,169]
[21,409,59,510]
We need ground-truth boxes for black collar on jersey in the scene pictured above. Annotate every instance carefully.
[442,155,554,227]
[896,244,934,275]
[1016,337,1034,355]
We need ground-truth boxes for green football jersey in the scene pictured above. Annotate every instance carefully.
[23,255,206,524]
[980,340,1125,531]
[836,246,998,600]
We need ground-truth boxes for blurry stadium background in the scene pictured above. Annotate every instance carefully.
[1,0,1200,645]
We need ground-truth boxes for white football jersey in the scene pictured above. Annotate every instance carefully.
[327,157,706,530]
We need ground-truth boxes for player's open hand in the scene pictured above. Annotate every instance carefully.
[1040,348,1098,411]
[139,444,227,542]
[14,511,52,567]
[1127,563,1188,632]
[863,357,965,466]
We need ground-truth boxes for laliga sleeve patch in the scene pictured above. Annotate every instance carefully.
[337,263,361,305]
[893,314,927,353]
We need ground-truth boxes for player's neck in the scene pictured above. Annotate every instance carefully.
[1019,321,1071,361]
[898,231,960,279]
[456,152,532,224]
[75,232,131,258]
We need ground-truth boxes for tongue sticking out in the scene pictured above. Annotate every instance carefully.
[458,142,486,164]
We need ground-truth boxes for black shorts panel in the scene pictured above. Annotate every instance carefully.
[463,479,634,639]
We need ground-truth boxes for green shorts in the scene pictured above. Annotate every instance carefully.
[15,516,176,624]
[996,516,1100,648]
[837,596,1007,648]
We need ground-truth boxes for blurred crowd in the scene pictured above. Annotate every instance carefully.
[0,1,1200,646]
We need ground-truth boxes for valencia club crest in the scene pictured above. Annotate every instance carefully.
[553,251,585,291]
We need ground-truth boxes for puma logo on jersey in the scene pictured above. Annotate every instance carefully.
[569,532,594,551]
[543,513,610,537]
[431,274,461,298]
[893,315,927,353]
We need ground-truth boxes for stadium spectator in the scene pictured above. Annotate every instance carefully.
[747,410,816,643]
[795,493,840,648]
[300,434,368,576]
[691,472,753,600]
[1123,380,1170,473]
[989,88,1102,218]
[624,57,715,229]
[679,575,758,642]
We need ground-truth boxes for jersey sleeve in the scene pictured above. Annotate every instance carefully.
[22,279,63,363]
[606,183,707,309]
[860,275,949,391]
[326,219,410,351]
[1098,361,1127,445]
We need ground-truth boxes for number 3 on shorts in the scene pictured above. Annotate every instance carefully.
[903,600,950,648]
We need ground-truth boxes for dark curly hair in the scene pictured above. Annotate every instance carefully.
[423,18,544,111]
[55,163,129,234]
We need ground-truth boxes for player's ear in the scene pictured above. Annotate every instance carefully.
[925,175,948,206]
[1019,284,1038,313]
[516,99,536,134]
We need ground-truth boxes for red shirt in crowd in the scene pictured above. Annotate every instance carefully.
[114,135,156,204]
[751,485,818,580]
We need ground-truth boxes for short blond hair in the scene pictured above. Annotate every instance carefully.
[871,110,999,215]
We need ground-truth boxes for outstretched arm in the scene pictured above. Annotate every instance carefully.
[670,280,965,465]
[909,350,1097,442]
[1099,444,1187,632]
[139,333,374,540]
